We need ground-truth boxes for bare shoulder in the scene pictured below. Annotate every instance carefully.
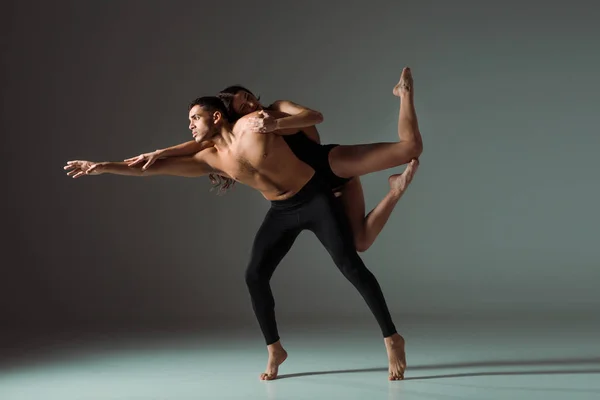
[234,110,289,129]
[268,99,299,110]
[264,109,289,119]
[269,99,319,115]
[192,145,225,174]
[192,145,217,160]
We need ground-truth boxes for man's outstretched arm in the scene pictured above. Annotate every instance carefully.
[124,140,214,170]
[64,152,215,179]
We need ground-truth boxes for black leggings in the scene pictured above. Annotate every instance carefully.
[245,175,397,345]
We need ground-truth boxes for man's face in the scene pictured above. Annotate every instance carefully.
[232,91,262,116]
[188,105,219,142]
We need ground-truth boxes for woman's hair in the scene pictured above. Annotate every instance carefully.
[217,85,260,122]
[219,84,259,98]
[208,173,236,195]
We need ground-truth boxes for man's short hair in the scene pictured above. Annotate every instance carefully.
[188,96,230,121]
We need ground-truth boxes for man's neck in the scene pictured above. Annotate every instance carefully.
[212,123,235,148]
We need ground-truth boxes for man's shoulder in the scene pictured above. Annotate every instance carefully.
[232,111,257,127]
[193,144,218,159]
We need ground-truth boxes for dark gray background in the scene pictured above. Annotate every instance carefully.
[3,0,599,334]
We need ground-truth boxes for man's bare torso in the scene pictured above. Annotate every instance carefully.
[202,111,315,200]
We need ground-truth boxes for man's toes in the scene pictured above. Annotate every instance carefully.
[260,371,275,380]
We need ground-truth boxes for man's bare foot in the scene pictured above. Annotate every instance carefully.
[392,67,413,97]
[389,159,419,197]
[260,341,288,381]
[385,333,406,380]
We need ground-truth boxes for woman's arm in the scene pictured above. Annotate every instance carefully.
[244,101,323,143]
[124,140,213,170]
[268,100,323,130]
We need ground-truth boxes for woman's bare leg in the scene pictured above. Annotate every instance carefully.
[329,67,423,178]
[341,160,419,252]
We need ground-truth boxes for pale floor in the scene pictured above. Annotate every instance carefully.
[1,317,599,400]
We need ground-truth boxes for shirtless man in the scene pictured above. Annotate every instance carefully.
[64,69,422,381]
[124,69,421,253]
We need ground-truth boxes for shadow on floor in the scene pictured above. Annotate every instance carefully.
[277,357,600,380]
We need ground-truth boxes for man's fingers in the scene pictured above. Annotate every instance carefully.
[72,171,85,178]
[66,169,78,176]
[124,156,139,162]
[64,164,75,170]
[65,160,80,168]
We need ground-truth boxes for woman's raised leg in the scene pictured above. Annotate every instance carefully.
[329,67,422,179]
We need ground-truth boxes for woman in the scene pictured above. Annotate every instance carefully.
[126,68,421,252]
[215,69,421,252]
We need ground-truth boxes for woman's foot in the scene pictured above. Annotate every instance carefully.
[393,67,413,97]
[388,159,419,197]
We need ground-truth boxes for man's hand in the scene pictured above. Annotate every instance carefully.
[245,110,278,133]
[124,150,164,170]
[63,160,103,178]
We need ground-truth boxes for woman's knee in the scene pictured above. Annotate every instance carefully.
[348,218,371,252]
[354,234,371,253]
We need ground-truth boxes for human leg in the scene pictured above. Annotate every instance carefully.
[245,208,301,380]
[328,67,422,179]
[305,191,407,379]
[340,159,419,252]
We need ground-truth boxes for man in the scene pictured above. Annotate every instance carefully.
[123,69,420,253]
[64,69,422,381]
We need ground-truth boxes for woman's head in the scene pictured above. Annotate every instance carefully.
[218,85,262,121]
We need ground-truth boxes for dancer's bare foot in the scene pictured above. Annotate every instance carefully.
[260,341,288,381]
[389,159,419,197]
[385,333,406,380]
[392,67,413,97]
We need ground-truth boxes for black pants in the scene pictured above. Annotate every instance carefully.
[245,174,397,345]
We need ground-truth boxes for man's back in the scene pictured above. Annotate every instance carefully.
[203,111,315,200]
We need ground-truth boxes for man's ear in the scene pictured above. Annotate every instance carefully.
[213,110,223,124]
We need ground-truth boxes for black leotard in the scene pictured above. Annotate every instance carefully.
[283,132,352,191]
